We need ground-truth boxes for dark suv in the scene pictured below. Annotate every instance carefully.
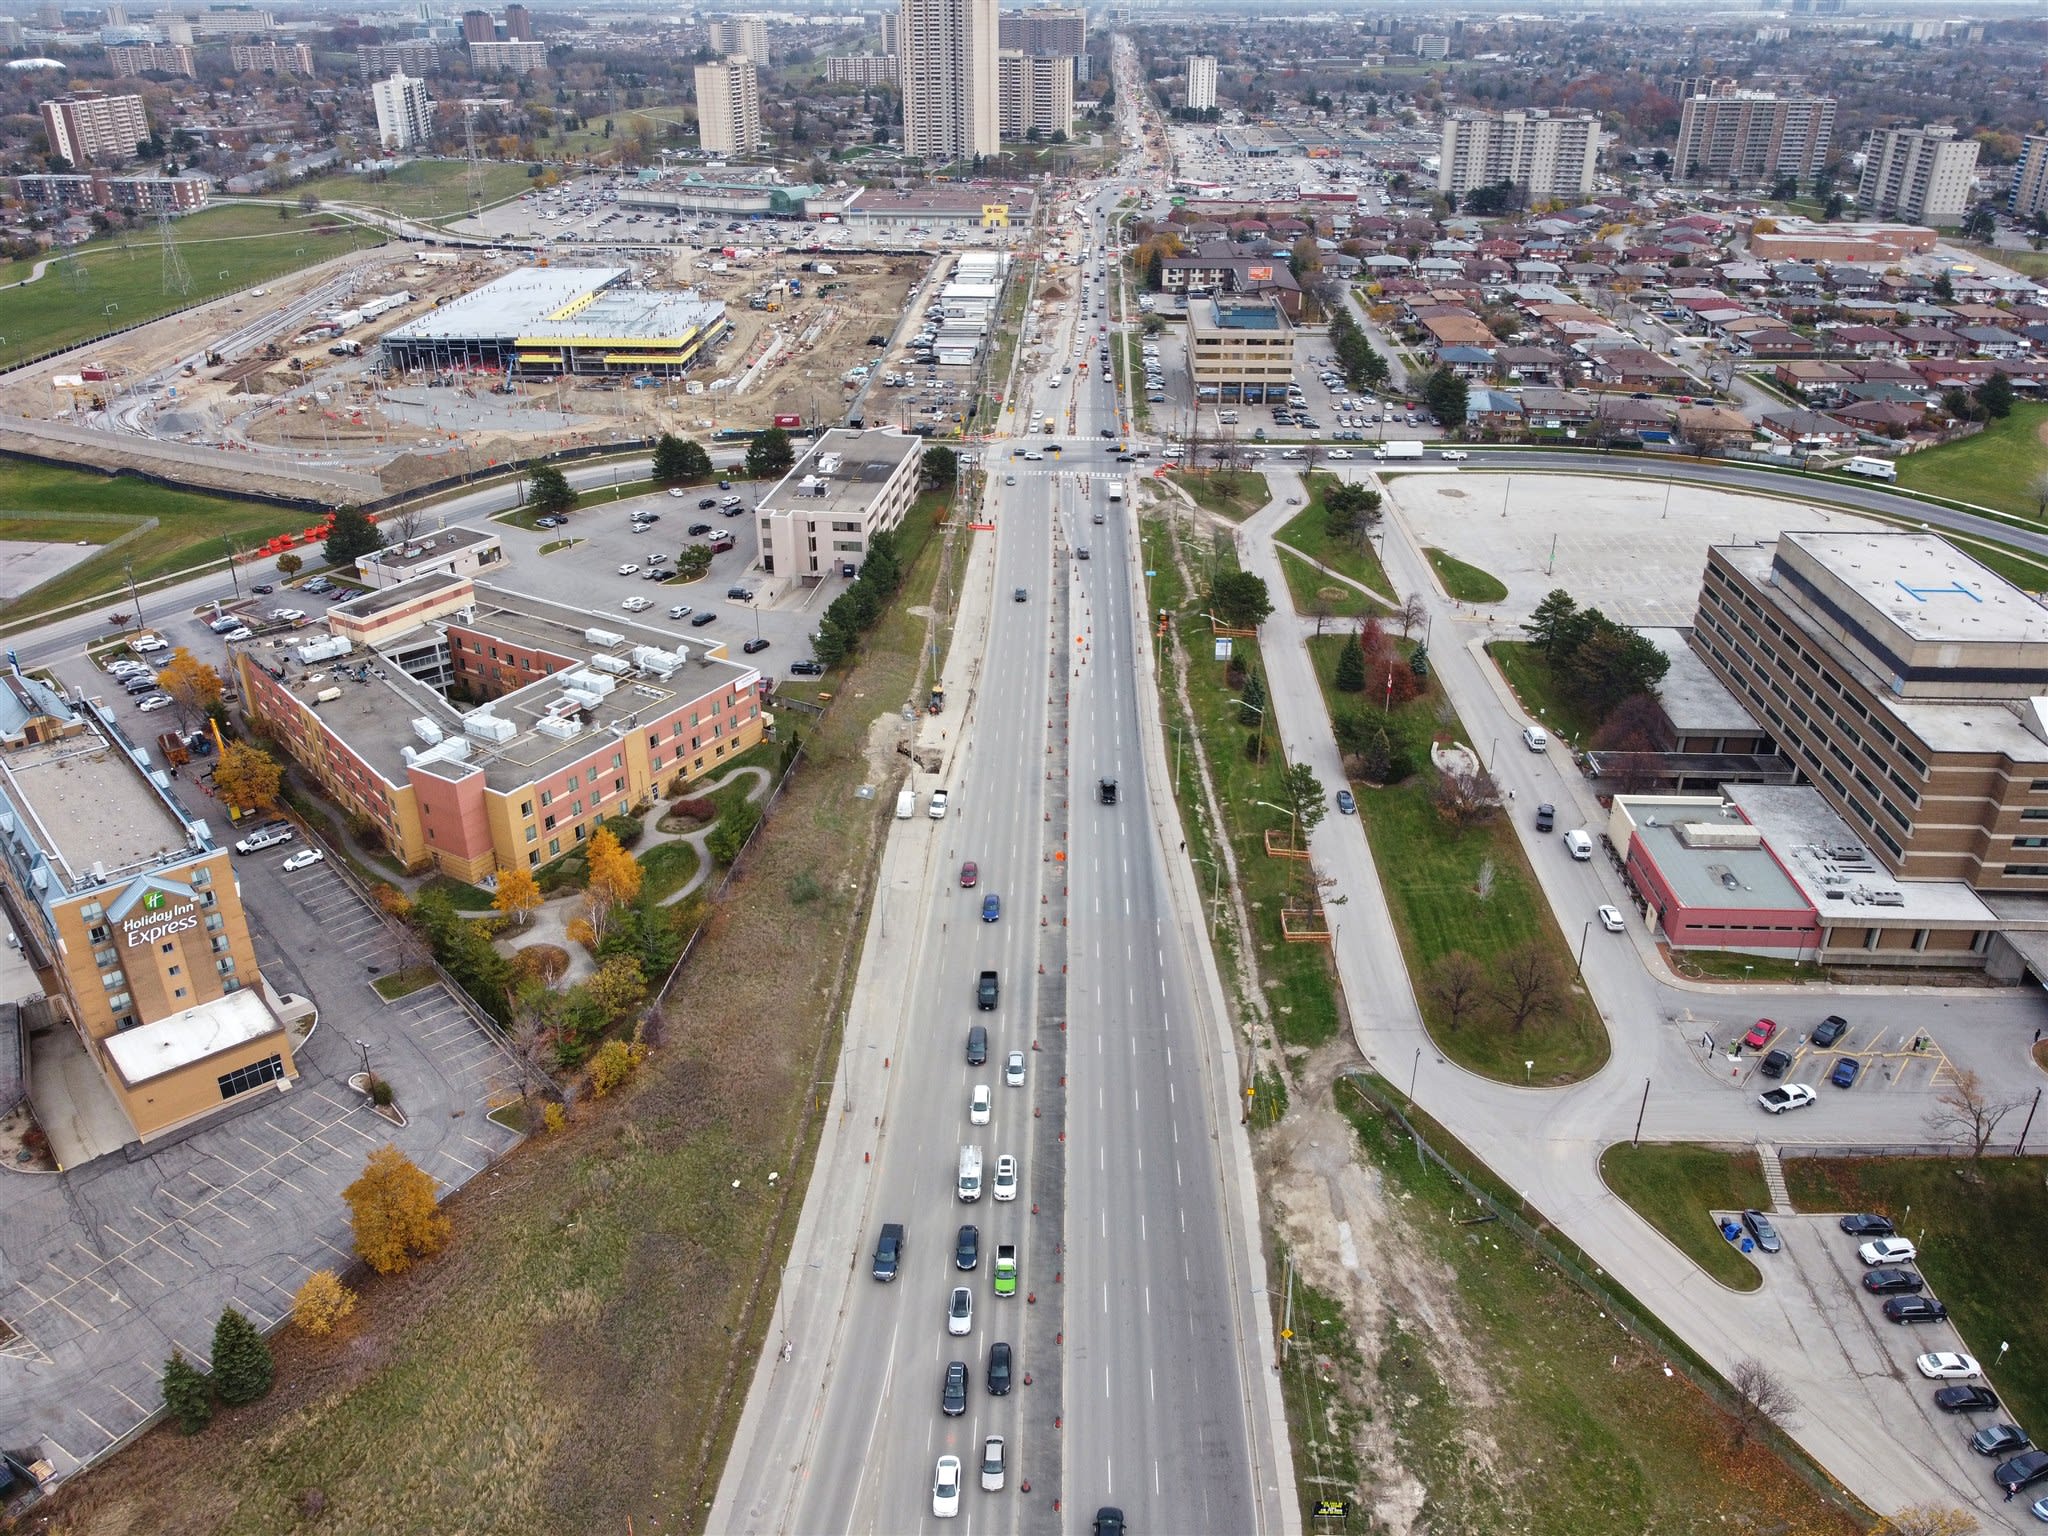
[955,1224,979,1271]
[941,1361,968,1416]
[872,1221,904,1281]
[986,1340,1012,1395]
[1883,1295,1949,1325]
[966,1025,988,1066]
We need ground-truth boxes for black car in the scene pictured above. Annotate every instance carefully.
[743,638,770,654]
[251,583,274,595]
[956,1224,979,1271]
[1813,1014,1848,1047]
[1996,1449,2048,1493]
[1839,1213,1894,1237]
[727,586,754,602]
[1741,1209,1781,1254]
[789,659,824,676]
[1093,1510,1125,1536]
[986,1340,1012,1395]
[1975,1424,2031,1457]
[1861,1268,1924,1294]
[1758,1049,1792,1080]
[1883,1295,1949,1324]
[1116,453,1134,462]
[634,511,660,523]
[1099,428,1115,439]
[941,1361,968,1416]
[872,1221,904,1281]
[966,1024,988,1066]
[719,479,733,490]
[689,522,713,535]
[699,497,718,509]
[1937,1385,2001,1414]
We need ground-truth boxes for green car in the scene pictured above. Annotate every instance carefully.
[994,1243,1017,1298]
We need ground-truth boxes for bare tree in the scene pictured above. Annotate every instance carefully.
[1490,942,1561,1036]
[1927,1069,2022,1159]
[1425,951,1486,1033]
[1299,440,1326,477]
[1395,590,1428,639]
[386,500,428,546]
[2031,469,2048,521]
[506,983,562,1114]
[1727,1356,1797,1450]
[1870,1504,1980,1536]
[1429,763,1499,827]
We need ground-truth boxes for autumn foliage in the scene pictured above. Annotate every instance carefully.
[343,1144,451,1276]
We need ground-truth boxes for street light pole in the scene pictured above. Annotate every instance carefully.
[1576,918,1592,974]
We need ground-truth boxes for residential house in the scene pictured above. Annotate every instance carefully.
[1956,325,2027,360]
[1759,407,1859,447]
[1891,324,1960,357]
[1584,345,1690,389]
[1516,386,1597,423]
[1416,307,1497,354]
[1831,399,1925,435]
[1824,325,1904,357]
[1676,404,1755,447]
[1435,344,1497,378]
[1774,360,1857,401]
[1494,344,1566,382]
[1464,387,1524,429]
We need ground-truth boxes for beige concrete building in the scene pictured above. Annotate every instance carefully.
[826,52,898,86]
[468,38,548,73]
[997,48,1073,140]
[38,91,149,168]
[1675,84,1835,184]
[229,39,311,73]
[708,13,768,62]
[899,0,998,162]
[0,667,294,1145]
[1857,124,1979,227]
[104,42,194,77]
[755,428,923,588]
[1439,109,1598,202]
[1187,294,1294,404]
[1184,52,1216,112]
[695,56,762,156]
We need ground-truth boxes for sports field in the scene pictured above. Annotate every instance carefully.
[292,158,536,223]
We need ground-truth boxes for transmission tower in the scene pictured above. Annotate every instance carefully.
[158,205,190,298]
[464,107,484,216]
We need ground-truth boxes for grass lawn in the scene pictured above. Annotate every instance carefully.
[1937,529,2048,593]
[1783,1154,2048,1439]
[1961,241,2048,283]
[1279,474,1393,598]
[293,160,536,222]
[0,461,311,629]
[1599,1143,1769,1292]
[638,839,701,904]
[1424,546,1509,604]
[1122,332,1150,429]
[1308,634,1610,1084]
[1144,508,1342,1053]
[972,257,1034,432]
[1665,948,1820,984]
[43,436,966,1534]
[417,875,497,912]
[0,205,385,362]
[371,965,437,1001]
[1165,468,1270,522]
[1485,640,1603,747]
[1278,548,1377,620]
[1893,402,2048,520]
[1329,1083,1862,1535]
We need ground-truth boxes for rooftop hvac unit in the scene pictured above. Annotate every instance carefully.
[464,710,516,743]
[535,714,584,742]
[588,654,630,675]
[412,717,444,745]
[1868,890,1906,907]
[817,453,843,475]
[1675,821,1761,850]
[1823,843,1866,860]
[631,644,683,676]
[583,627,626,647]
[297,635,353,664]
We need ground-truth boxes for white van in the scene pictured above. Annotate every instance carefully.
[1564,829,1594,861]
[896,788,917,819]
[1522,725,1549,752]
[957,1144,983,1201]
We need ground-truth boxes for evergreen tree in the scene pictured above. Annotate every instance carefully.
[162,1347,212,1433]
[528,464,578,515]
[1976,370,2014,420]
[211,1306,274,1406]
[747,427,796,479]
[322,504,383,565]
[1334,633,1366,693]
[651,432,709,485]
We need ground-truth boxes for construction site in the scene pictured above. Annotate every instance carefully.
[0,229,929,502]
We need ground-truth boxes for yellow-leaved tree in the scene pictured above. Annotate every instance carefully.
[292,1269,358,1336]
[343,1144,451,1275]
[157,647,224,715]
[493,865,543,927]
[583,826,643,942]
[212,741,284,814]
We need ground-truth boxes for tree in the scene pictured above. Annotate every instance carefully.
[493,865,543,927]
[747,427,796,479]
[1870,1505,1980,1536]
[1573,625,1672,717]
[323,504,383,565]
[651,432,711,484]
[1279,761,1327,848]
[1425,951,1485,1033]
[1238,667,1266,724]
[920,443,958,489]
[1727,1356,1796,1450]
[528,463,577,515]
[1423,365,1469,429]
[1822,190,1845,221]
[158,647,224,714]
[589,1036,648,1096]
[1322,479,1381,541]
[211,1305,273,1405]
[1927,1069,2021,1158]
[1394,591,1428,639]
[162,1348,212,1434]
[212,741,284,813]
[275,551,303,578]
[1931,270,1953,302]
[1975,370,2014,420]
[1209,569,1273,629]
[293,1269,358,1336]
[1491,942,1562,1035]
[1961,204,1997,242]
[1430,762,1499,826]
[344,1144,452,1275]
[583,826,642,945]
[1333,631,1366,692]
[581,952,647,1024]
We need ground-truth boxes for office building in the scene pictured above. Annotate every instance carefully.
[1439,108,1598,202]
[694,56,762,156]
[826,53,898,86]
[1185,52,1216,113]
[460,8,494,42]
[103,41,191,75]
[1674,84,1835,184]
[1857,124,1980,227]
[707,13,767,62]
[357,38,444,78]
[899,0,998,161]
[756,428,924,586]
[372,70,435,151]
[39,91,148,168]
[996,48,1071,140]
[1415,32,1449,59]
[229,38,311,73]
[503,2,530,39]
[0,668,296,1144]
[998,5,1081,55]
[470,38,546,73]
[234,576,765,882]
[1186,293,1294,403]
[2011,135,2048,222]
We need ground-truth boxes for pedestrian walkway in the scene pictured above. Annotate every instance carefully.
[1756,1142,1792,1213]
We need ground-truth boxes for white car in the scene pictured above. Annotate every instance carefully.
[992,1153,1017,1201]
[980,1435,1005,1492]
[271,607,305,622]
[617,563,640,576]
[1916,1352,1981,1380]
[929,789,950,819]
[1859,1238,1917,1266]
[1598,904,1625,933]
[136,694,173,712]
[219,627,253,642]
[1327,448,1353,460]
[947,1285,973,1336]
[932,1455,962,1517]
[668,487,687,498]
[1439,449,1469,461]
[1005,1049,1026,1087]
[280,848,325,872]
[969,1083,991,1124]
[621,596,653,612]
[1757,1083,1817,1114]
[130,636,166,653]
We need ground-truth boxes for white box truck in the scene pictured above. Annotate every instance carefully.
[1841,456,1897,482]
[957,1144,983,1201]
[1373,441,1426,461]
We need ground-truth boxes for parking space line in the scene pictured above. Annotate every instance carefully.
[14,1278,97,1334]
[75,1408,114,1445]
[144,1232,197,1269]
[437,1147,481,1176]
[110,1251,165,1289]
[59,1252,127,1304]
[105,1380,148,1414]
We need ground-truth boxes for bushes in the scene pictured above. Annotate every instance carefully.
[212,1307,274,1406]
[602,812,644,850]
[293,1270,358,1336]
[162,1349,211,1434]
[670,796,716,821]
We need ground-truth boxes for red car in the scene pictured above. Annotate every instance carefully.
[960,861,978,888]
[1744,1018,1779,1050]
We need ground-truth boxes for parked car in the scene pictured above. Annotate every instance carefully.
[1840,1213,1895,1237]
[280,849,325,872]
[1973,1424,2031,1457]
[1860,1238,1918,1266]
[1743,1018,1779,1050]
[1813,1014,1848,1047]
[1884,1295,1949,1325]
[1916,1352,1980,1380]
[1335,789,1355,814]
[136,694,173,712]
[1936,1385,2000,1414]
[743,638,770,654]
[1757,1049,1792,1080]
[1861,1268,1924,1294]
[1758,1084,1816,1114]
[1829,1057,1861,1089]
[1741,1209,1781,1254]
[1995,1449,2048,1494]
[788,658,823,675]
